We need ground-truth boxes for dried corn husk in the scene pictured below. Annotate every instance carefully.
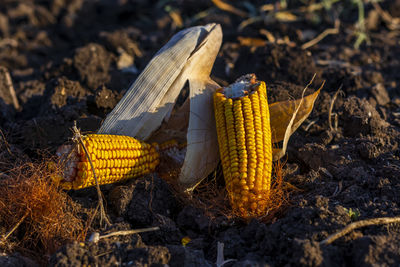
[98,23,320,190]
[98,24,223,189]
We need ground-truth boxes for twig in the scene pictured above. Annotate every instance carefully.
[0,129,13,156]
[372,2,400,30]
[90,227,160,243]
[72,122,111,227]
[302,21,340,49]
[82,204,100,240]
[320,216,400,245]
[329,180,343,198]
[298,0,341,13]
[100,227,160,240]
[2,211,28,241]
[1,67,20,110]
[304,118,318,132]
[328,85,343,132]
[238,16,263,31]
[216,242,236,267]
[95,250,114,258]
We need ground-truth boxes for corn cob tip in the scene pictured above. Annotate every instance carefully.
[221,74,259,99]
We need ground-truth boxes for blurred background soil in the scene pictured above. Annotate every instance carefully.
[0,0,400,266]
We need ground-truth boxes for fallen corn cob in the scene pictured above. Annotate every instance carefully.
[55,134,160,190]
[214,74,272,218]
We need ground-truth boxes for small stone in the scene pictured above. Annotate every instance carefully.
[117,49,134,70]
[88,232,100,243]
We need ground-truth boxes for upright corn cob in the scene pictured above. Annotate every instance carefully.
[214,74,272,218]
[56,134,160,190]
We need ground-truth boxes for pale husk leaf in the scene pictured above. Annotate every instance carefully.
[98,24,221,140]
[97,24,223,189]
[178,24,222,189]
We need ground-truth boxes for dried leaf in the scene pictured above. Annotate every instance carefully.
[275,11,298,22]
[269,88,321,144]
[169,10,183,28]
[238,36,267,47]
[271,77,323,161]
[260,4,274,12]
[212,0,247,18]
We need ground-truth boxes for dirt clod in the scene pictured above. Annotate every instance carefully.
[73,44,112,90]
[371,83,390,106]
[341,97,389,137]
[352,235,400,266]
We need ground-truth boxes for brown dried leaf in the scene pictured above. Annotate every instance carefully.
[238,36,267,47]
[211,0,247,18]
[169,10,183,28]
[269,88,321,144]
[275,11,298,22]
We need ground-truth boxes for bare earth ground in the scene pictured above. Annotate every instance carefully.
[0,0,400,266]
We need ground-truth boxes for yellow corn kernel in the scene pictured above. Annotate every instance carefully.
[214,92,232,187]
[213,76,272,219]
[67,134,160,190]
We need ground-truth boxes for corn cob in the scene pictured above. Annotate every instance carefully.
[56,134,160,190]
[214,74,272,218]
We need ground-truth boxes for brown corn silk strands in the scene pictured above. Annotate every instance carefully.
[98,24,222,189]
